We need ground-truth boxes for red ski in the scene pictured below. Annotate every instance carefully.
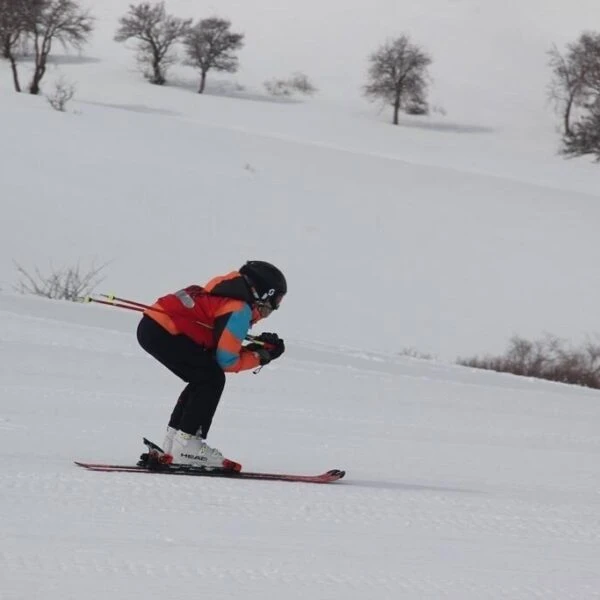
[74,461,345,484]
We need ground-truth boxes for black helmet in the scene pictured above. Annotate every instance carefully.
[240,260,287,309]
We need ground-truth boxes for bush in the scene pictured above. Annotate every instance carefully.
[458,334,600,389]
[13,260,106,301]
[398,346,434,360]
[46,77,75,112]
[264,72,317,97]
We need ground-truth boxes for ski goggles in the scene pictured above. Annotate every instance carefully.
[255,292,284,317]
[271,292,284,310]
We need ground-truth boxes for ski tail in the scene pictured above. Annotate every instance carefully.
[138,437,173,467]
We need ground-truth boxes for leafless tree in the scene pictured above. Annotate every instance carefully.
[183,17,244,94]
[114,2,190,85]
[562,97,600,159]
[28,0,93,95]
[548,46,583,137]
[548,34,600,137]
[0,0,23,90]
[364,35,432,125]
[549,32,600,159]
[0,0,42,91]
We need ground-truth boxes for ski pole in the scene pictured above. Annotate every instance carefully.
[85,295,175,317]
[84,296,148,313]
[85,294,262,343]
[98,294,155,311]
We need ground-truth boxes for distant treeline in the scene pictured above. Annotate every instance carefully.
[2,1,600,157]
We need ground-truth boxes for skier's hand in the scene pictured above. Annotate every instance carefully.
[246,333,285,365]
[264,335,285,361]
[255,332,281,346]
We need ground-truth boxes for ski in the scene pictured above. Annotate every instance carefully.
[74,461,346,484]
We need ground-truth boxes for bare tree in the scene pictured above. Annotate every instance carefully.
[114,2,190,85]
[548,45,583,137]
[0,0,42,91]
[28,0,93,95]
[549,32,600,159]
[0,0,24,90]
[548,34,600,137]
[183,17,244,94]
[364,35,432,125]
[562,97,600,159]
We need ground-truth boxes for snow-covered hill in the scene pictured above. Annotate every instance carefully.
[2,1,600,598]
[3,2,600,359]
[2,294,600,599]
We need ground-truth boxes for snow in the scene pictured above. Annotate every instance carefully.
[1,1,600,598]
[2,294,600,599]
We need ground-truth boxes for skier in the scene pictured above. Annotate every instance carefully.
[136,261,287,470]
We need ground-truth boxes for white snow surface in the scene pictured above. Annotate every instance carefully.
[2,1,600,598]
[1,294,600,599]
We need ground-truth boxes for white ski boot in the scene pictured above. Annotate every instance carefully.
[170,430,241,471]
[162,426,177,455]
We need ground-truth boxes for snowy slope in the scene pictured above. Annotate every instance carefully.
[2,88,600,360]
[2,1,600,598]
[1,295,600,599]
[3,2,600,359]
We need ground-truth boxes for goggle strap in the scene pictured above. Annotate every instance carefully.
[242,274,281,309]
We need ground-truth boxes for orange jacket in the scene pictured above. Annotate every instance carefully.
[144,272,262,373]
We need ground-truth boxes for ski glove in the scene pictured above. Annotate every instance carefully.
[246,332,285,366]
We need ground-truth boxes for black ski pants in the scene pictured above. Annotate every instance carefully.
[136,315,225,438]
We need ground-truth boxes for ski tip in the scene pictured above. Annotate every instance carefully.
[74,461,94,469]
[326,469,346,480]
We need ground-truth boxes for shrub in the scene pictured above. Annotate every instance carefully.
[458,334,600,389]
[13,260,106,301]
[45,77,75,111]
[264,72,317,98]
[398,346,434,360]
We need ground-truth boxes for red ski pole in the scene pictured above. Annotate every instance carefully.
[86,294,261,342]
[85,296,158,314]
[98,294,156,311]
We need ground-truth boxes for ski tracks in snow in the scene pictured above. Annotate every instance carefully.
[2,461,599,599]
[2,298,600,599]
